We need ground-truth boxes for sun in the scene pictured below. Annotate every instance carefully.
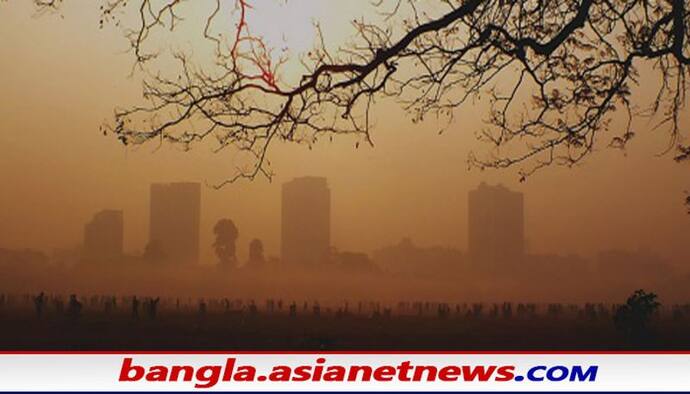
[250,1,323,55]
[240,0,326,85]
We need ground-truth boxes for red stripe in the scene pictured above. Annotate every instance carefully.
[0,350,688,355]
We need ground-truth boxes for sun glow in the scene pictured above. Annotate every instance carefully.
[238,0,326,86]
[249,1,323,56]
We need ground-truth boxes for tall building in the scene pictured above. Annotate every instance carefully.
[84,209,124,261]
[149,182,201,264]
[468,182,524,264]
[281,177,331,266]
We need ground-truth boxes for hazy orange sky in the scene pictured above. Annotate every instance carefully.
[0,0,688,265]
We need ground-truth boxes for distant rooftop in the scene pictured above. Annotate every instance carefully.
[475,182,520,194]
[284,176,328,187]
[93,209,122,217]
[152,182,201,187]
[150,182,201,191]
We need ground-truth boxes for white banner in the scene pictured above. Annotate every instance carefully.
[0,352,688,392]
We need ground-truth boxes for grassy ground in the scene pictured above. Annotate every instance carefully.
[1,309,688,350]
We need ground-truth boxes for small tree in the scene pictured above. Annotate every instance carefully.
[613,289,661,345]
[213,219,239,268]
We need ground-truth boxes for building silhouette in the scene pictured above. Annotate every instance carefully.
[83,209,124,261]
[468,183,524,264]
[149,182,201,264]
[281,176,331,266]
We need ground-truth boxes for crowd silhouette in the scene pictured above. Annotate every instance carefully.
[0,289,682,349]
[2,291,682,325]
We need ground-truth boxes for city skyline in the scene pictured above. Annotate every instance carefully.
[68,178,671,269]
[87,178,518,265]
[1,1,689,270]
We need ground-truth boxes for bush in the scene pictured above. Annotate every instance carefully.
[613,289,660,345]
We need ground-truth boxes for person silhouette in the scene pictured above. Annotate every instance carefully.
[33,291,45,318]
[131,296,140,319]
[67,294,82,319]
[248,300,258,316]
[148,297,160,319]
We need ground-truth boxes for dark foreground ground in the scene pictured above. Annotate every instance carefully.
[1,310,689,350]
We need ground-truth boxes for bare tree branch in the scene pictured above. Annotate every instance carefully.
[24,0,690,189]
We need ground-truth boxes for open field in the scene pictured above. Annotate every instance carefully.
[1,299,689,350]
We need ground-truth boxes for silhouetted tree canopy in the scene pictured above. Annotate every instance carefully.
[24,1,690,190]
[213,219,239,267]
[613,289,661,344]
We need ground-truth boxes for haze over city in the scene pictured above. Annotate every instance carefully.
[0,0,688,282]
[1,1,687,267]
